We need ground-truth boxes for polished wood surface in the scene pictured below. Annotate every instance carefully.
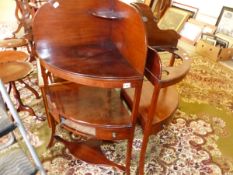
[131,3,180,48]
[122,81,178,132]
[33,0,147,87]
[121,47,191,174]
[0,50,43,120]
[54,135,125,171]
[0,39,28,48]
[33,0,147,173]
[0,50,29,63]
[0,62,33,83]
[45,83,135,141]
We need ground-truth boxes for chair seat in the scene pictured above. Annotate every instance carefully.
[0,39,28,48]
[0,50,29,63]
[0,148,37,175]
[0,62,33,83]
[122,80,179,133]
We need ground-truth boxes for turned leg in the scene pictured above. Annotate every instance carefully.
[169,53,176,67]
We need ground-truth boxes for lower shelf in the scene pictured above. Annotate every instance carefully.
[54,135,126,171]
[46,82,132,140]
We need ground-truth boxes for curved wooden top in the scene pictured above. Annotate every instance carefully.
[0,51,29,63]
[0,38,28,48]
[33,0,147,88]
[145,47,192,87]
[0,62,33,83]
[161,48,192,87]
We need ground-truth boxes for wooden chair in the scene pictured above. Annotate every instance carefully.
[33,0,147,174]
[121,47,191,174]
[131,2,180,48]
[0,0,45,60]
[0,50,43,120]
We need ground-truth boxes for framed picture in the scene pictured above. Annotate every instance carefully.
[158,7,192,32]
[201,33,215,41]
[180,19,216,45]
[216,6,233,38]
[205,37,216,46]
[180,21,202,45]
[215,37,229,48]
[172,1,199,18]
[201,33,229,48]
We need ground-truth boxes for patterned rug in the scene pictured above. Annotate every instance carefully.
[1,24,233,175]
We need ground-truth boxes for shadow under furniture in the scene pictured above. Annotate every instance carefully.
[0,50,43,120]
[32,0,147,174]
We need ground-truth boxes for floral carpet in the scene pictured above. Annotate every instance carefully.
[1,24,233,175]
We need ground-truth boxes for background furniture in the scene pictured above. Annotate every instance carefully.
[33,0,147,174]
[0,79,46,175]
[121,47,191,174]
[144,0,172,20]
[131,3,180,48]
[0,0,45,60]
[0,50,42,120]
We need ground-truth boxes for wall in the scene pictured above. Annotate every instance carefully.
[0,0,16,22]
[0,0,18,39]
[173,0,233,25]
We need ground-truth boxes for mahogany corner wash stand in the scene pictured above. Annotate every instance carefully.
[33,0,147,174]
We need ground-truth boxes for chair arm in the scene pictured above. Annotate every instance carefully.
[160,49,192,87]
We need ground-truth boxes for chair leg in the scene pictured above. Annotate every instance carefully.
[139,129,150,175]
[11,81,45,121]
[18,79,40,99]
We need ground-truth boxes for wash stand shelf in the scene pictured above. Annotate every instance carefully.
[33,0,147,174]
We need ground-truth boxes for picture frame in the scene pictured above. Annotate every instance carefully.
[205,37,216,46]
[180,21,203,45]
[215,37,229,48]
[158,7,192,32]
[201,33,229,48]
[216,6,233,38]
[180,19,216,45]
[172,1,199,18]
